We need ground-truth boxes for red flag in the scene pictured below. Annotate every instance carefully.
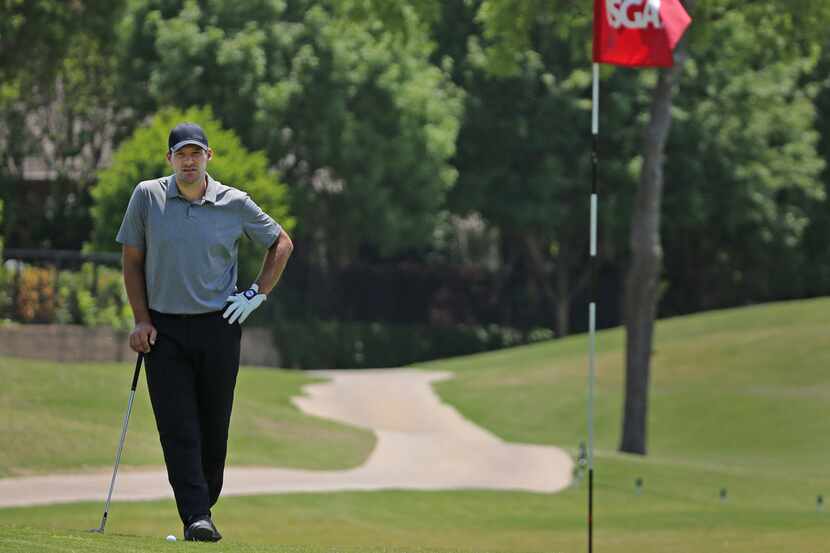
[593,0,692,67]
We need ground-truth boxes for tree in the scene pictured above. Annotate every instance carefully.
[361,0,830,454]
[5,34,124,250]
[803,38,830,298]
[661,9,825,314]
[0,0,126,249]
[116,0,463,263]
[619,0,695,454]
[620,0,829,454]
[0,0,124,83]
[434,1,639,336]
[90,106,294,282]
[114,0,463,319]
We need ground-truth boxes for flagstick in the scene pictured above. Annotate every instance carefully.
[588,61,599,553]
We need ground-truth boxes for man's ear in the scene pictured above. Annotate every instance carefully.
[206,147,214,161]
[166,151,172,163]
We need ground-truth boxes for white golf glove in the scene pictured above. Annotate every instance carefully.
[223,283,266,324]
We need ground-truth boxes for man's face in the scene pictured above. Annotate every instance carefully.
[167,145,212,185]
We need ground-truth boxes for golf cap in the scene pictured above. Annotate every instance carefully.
[168,123,209,153]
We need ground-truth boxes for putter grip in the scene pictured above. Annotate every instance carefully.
[130,353,143,391]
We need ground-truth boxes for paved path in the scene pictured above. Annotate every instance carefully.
[0,369,573,507]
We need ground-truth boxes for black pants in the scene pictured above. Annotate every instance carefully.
[145,310,241,525]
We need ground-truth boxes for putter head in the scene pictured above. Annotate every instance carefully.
[88,527,104,534]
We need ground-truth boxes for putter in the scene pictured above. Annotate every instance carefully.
[90,352,144,534]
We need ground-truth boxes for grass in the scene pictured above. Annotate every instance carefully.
[0,358,374,477]
[1,297,829,552]
[424,298,830,475]
[0,485,826,553]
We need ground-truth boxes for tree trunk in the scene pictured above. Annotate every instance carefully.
[555,250,572,337]
[555,292,570,338]
[522,234,558,335]
[522,232,592,338]
[619,7,693,455]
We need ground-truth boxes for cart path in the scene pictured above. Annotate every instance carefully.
[0,369,573,507]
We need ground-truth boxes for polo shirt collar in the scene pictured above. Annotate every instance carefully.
[167,173,218,204]
[166,175,180,199]
[204,174,218,204]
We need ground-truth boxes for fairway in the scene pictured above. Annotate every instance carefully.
[1,298,829,552]
[424,297,830,476]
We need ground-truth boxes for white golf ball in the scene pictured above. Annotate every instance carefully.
[166,534,177,541]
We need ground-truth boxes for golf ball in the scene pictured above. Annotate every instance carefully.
[166,534,177,541]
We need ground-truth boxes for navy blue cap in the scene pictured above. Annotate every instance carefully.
[168,123,209,152]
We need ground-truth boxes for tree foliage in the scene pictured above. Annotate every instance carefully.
[116,0,463,261]
[803,38,830,295]
[663,7,824,311]
[0,0,124,84]
[0,1,127,250]
[438,1,638,335]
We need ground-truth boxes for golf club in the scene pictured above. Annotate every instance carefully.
[90,352,144,534]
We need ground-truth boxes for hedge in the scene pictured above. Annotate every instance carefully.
[273,319,553,369]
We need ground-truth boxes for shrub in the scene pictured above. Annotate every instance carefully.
[16,266,56,323]
[273,319,554,370]
[0,262,131,329]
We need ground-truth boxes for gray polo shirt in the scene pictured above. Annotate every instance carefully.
[116,174,282,314]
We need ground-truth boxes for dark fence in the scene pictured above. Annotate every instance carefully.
[3,248,121,266]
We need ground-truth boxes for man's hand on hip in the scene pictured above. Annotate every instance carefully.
[130,321,157,353]
[223,284,266,324]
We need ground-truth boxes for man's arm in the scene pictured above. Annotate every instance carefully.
[122,245,157,352]
[254,231,294,295]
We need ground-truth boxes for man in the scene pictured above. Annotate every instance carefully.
[116,122,293,541]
